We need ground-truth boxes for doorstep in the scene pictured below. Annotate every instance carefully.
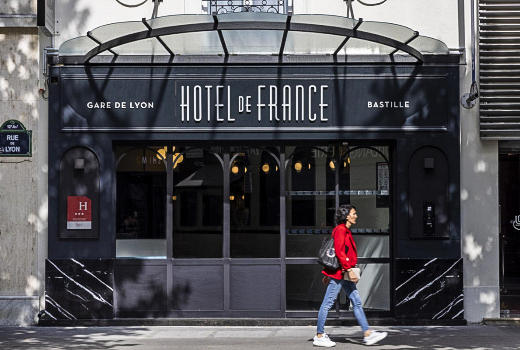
[38,317,467,327]
[483,317,520,326]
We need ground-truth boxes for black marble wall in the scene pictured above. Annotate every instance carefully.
[44,259,114,320]
[395,258,463,320]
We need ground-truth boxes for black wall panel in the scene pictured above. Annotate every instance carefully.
[171,265,224,311]
[114,261,167,317]
[230,265,281,311]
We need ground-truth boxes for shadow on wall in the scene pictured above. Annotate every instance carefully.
[55,0,92,45]
[0,1,49,326]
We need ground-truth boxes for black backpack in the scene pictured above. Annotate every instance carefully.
[317,229,340,270]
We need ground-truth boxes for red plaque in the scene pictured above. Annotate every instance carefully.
[67,196,92,230]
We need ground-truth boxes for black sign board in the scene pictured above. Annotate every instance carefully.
[57,65,458,133]
[0,120,32,157]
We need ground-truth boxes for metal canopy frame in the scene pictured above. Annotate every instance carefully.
[56,13,455,65]
[82,15,424,64]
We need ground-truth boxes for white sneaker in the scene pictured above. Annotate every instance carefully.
[363,330,388,345]
[313,333,336,347]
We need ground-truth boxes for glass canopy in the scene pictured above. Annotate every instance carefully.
[58,12,450,64]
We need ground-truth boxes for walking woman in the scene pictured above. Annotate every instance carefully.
[313,204,388,347]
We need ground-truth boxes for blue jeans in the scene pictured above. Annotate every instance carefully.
[316,277,370,334]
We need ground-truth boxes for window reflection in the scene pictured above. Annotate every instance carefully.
[116,147,166,240]
[230,148,280,258]
[286,146,333,257]
[115,146,166,258]
[172,147,223,258]
[286,145,390,257]
[345,146,390,234]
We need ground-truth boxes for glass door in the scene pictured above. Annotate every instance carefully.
[285,143,391,315]
[499,153,520,315]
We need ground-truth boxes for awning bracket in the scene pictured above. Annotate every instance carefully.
[333,18,363,56]
[279,15,292,58]
[213,15,229,56]
[142,18,175,57]
[389,31,418,56]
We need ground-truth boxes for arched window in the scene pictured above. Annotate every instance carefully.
[59,147,100,239]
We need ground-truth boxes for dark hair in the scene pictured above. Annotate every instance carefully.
[335,204,356,225]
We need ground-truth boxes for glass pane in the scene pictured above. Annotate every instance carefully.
[230,147,280,258]
[217,12,287,23]
[147,14,215,29]
[352,235,389,258]
[291,14,358,29]
[336,263,390,311]
[89,21,147,43]
[344,38,395,55]
[222,30,283,55]
[287,263,390,311]
[161,32,224,55]
[59,36,100,56]
[286,264,324,310]
[409,36,449,55]
[284,32,343,55]
[286,145,335,257]
[358,21,415,43]
[351,263,390,311]
[172,147,223,258]
[113,38,169,56]
[343,146,390,234]
[115,146,166,258]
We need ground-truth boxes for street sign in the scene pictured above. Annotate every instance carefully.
[0,120,32,157]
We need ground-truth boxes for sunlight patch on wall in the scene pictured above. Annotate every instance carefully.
[463,235,483,262]
[27,196,48,234]
[474,160,487,173]
[24,275,40,296]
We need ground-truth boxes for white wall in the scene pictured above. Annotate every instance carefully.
[54,0,460,49]
[459,0,500,323]
[0,0,49,325]
[295,0,460,49]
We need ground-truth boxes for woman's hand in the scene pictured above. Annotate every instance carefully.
[321,276,330,286]
[346,269,359,283]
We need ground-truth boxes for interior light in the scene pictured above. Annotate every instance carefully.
[347,157,351,164]
[241,195,245,200]
[329,160,335,170]
[173,153,184,169]
[230,195,235,201]
[343,161,347,167]
[262,163,270,173]
[308,163,311,170]
[231,165,239,174]
[172,195,177,201]
[294,161,303,172]
[244,167,248,174]
[156,146,167,160]
[276,165,279,172]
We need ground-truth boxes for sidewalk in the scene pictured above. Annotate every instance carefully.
[0,325,519,350]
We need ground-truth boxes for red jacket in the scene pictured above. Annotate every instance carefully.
[322,224,358,280]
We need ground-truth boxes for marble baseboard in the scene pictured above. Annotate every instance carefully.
[44,259,114,320]
[395,258,463,320]
[0,297,39,326]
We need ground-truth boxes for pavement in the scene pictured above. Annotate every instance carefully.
[0,325,519,350]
